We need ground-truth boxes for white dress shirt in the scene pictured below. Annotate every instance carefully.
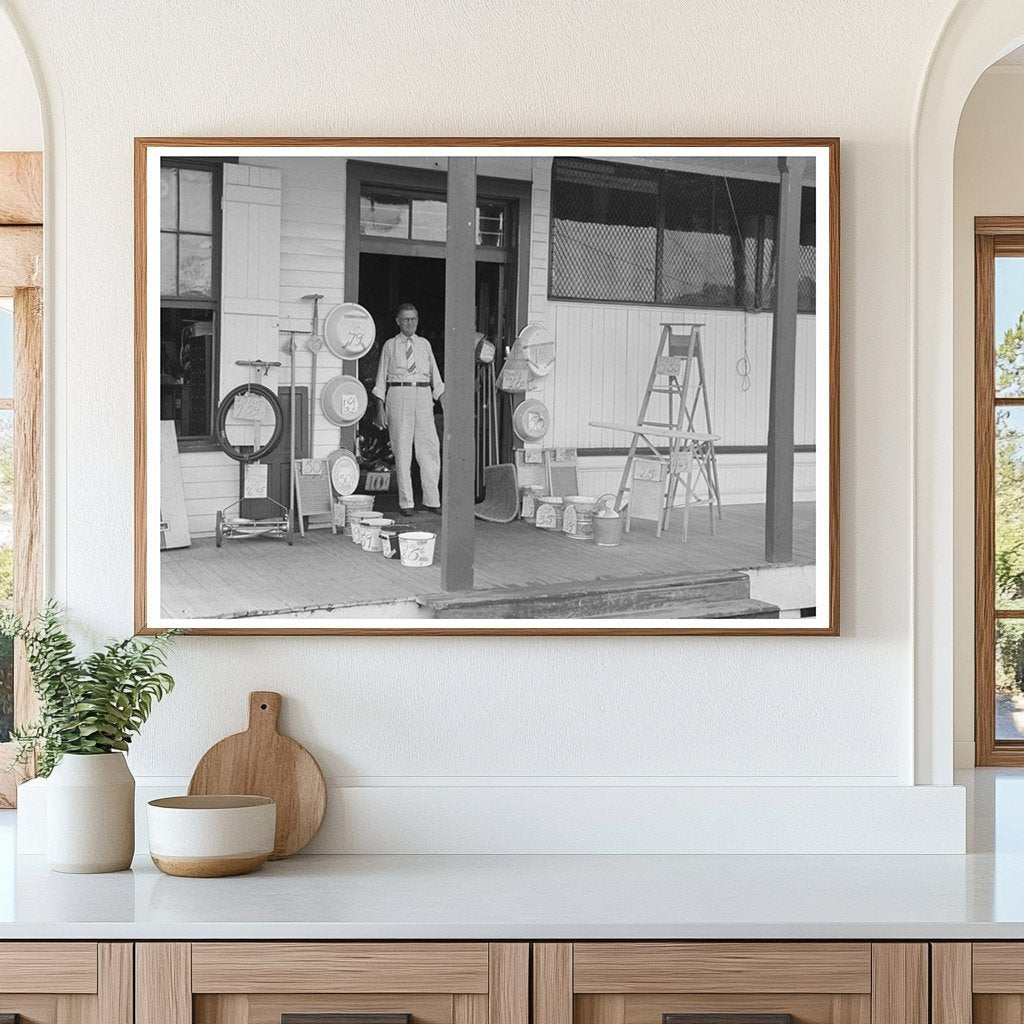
[372,333,445,401]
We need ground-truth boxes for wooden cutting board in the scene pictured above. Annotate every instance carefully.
[188,691,327,859]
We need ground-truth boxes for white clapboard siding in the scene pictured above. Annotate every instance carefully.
[242,155,349,459]
[528,161,552,325]
[179,158,352,527]
[576,452,816,507]
[542,301,817,451]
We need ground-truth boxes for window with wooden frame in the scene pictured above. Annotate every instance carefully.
[159,157,224,450]
[0,151,44,806]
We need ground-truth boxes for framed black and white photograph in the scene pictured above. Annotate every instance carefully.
[135,138,839,635]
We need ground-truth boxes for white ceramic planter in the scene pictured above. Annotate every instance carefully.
[46,752,135,873]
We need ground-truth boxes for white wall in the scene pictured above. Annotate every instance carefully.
[0,8,39,151]
[952,66,1024,767]
[0,0,972,852]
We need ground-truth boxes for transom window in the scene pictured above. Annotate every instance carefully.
[359,188,510,248]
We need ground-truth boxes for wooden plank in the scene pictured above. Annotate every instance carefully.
[0,943,97,993]
[765,156,805,562]
[441,156,477,590]
[0,226,42,295]
[191,943,489,994]
[136,943,191,1024]
[972,944,1024,991]
[0,153,42,225]
[14,287,44,734]
[160,420,191,549]
[534,944,573,1024]
[870,945,927,1024]
[489,944,528,1024]
[572,943,871,994]
[98,944,133,1024]
[931,944,972,1024]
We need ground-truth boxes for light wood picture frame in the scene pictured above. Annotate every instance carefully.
[135,137,840,636]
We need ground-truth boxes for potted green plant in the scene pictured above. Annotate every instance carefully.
[2,603,179,873]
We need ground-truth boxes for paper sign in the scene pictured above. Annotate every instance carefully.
[231,393,266,421]
[243,462,268,499]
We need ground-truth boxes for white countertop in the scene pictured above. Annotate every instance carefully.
[0,769,1021,941]
[0,849,1023,940]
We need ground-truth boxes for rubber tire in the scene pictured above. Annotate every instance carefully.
[215,510,224,548]
[215,383,285,463]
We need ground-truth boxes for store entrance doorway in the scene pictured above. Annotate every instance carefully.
[357,253,515,494]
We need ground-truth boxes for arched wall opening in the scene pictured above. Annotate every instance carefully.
[914,2,1024,784]
[952,49,1024,768]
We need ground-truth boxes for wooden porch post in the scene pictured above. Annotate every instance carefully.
[441,158,477,591]
[765,156,806,563]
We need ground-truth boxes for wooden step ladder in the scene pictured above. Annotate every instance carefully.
[613,322,723,539]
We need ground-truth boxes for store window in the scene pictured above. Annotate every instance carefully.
[160,159,223,447]
[548,157,816,312]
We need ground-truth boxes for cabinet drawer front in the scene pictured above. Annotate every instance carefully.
[191,943,490,994]
[573,944,872,994]
[0,943,97,994]
[973,944,1024,992]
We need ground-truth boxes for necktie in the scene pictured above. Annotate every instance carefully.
[406,336,416,374]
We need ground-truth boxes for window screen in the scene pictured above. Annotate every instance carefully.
[549,160,658,303]
[549,158,816,313]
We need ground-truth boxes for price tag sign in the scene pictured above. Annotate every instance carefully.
[323,302,377,359]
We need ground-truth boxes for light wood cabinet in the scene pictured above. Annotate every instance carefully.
[0,943,132,1024]
[932,943,1024,1024]
[0,937,966,1024]
[136,944,528,1024]
[532,943,928,1024]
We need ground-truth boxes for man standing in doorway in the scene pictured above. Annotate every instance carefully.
[373,302,444,517]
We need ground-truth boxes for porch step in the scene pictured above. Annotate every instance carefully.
[594,597,780,620]
[419,570,764,620]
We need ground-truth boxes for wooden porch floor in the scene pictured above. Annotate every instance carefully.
[160,502,815,619]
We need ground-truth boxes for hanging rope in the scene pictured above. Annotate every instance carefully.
[721,170,753,393]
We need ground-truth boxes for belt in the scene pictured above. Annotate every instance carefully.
[387,381,430,388]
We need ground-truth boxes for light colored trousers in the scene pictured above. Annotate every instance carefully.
[386,386,441,509]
